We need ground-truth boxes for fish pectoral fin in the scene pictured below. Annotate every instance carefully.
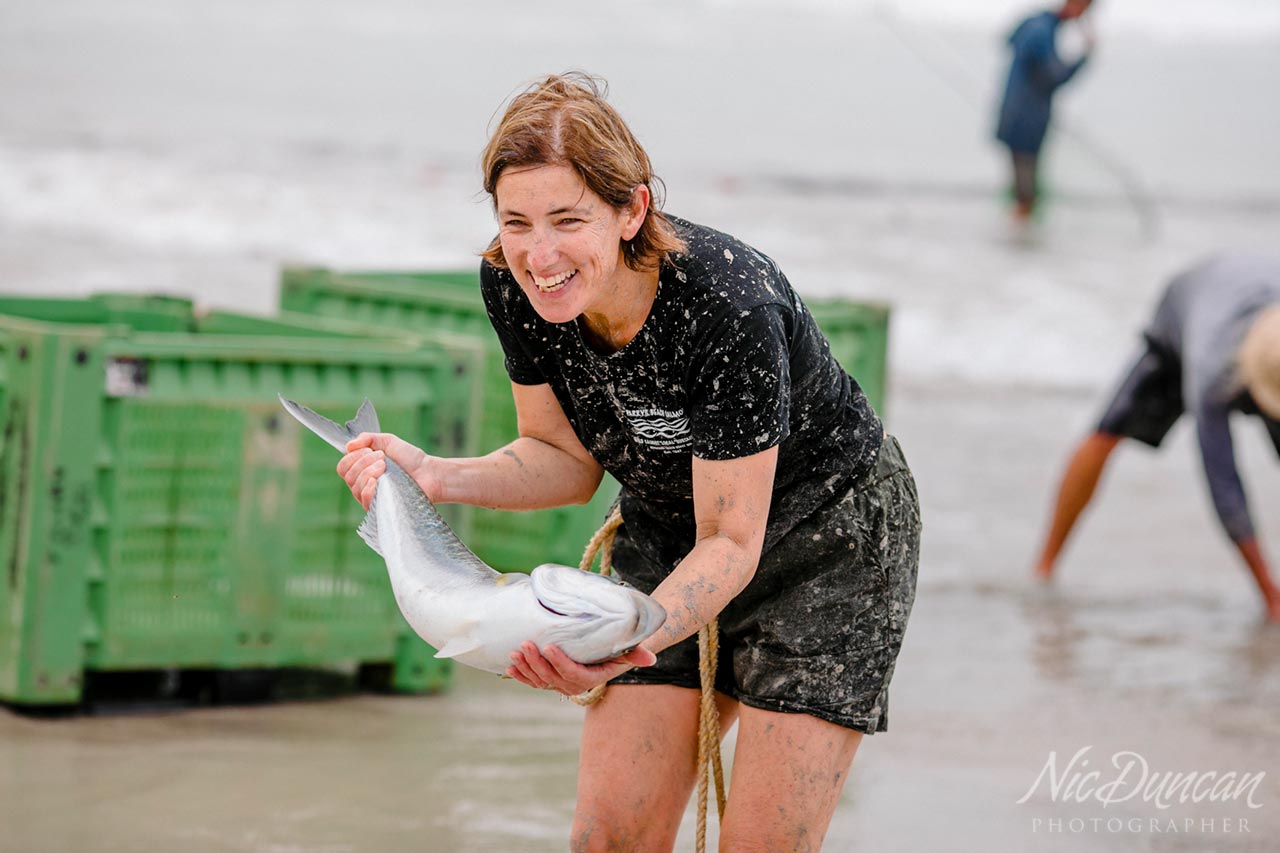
[433,635,485,660]
[356,505,383,557]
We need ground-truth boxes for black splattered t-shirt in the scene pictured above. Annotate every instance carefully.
[481,216,883,566]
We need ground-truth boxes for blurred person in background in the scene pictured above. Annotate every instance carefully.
[1033,254,1280,622]
[995,0,1096,224]
[337,73,920,850]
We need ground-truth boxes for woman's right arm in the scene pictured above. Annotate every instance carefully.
[338,381,605,512]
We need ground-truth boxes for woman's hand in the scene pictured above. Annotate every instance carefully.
[337,432,442,510]
[507,641,656,696]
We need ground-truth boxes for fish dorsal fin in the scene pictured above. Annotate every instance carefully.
[346,398,380,436]
[433,635,484,660]
[356,487,383,557]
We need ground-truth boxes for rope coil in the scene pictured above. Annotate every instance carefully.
[574,506,727,850]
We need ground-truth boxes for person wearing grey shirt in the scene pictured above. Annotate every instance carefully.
[1033,254,1280,621]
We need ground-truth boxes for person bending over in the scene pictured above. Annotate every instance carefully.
[1034,254,1280,622]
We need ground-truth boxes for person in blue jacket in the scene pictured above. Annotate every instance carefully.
[996,0,1095,222]
[1033,254,1280,623]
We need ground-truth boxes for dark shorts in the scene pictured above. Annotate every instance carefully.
[609,435,921,734]
[1096,335,1185,447]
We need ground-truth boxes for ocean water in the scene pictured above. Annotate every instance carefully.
[2,0,1278,389]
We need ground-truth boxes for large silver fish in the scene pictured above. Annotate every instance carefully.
[279,396,666,676]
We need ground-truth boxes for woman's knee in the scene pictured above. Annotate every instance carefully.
[570,801,678,852]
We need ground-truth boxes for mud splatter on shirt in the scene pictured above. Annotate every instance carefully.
[481,216,883,562]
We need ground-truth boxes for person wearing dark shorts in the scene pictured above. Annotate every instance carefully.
[482,211,920,740]
[337,73,920,850]
[1032,253,1280,622]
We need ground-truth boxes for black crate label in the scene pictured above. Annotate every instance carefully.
[105,358,150,397]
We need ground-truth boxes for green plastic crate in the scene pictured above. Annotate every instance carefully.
[806,298,890,417]
[0,292,196,333]
[280,267,620,574]
[0,295,478,705]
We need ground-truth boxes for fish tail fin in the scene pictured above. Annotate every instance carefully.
[279,395,387,556]
[278,395,381,452]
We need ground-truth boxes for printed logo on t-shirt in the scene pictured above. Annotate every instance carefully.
[625,407,692,452]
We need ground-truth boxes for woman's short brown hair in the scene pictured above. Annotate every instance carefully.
[480,72,686,272]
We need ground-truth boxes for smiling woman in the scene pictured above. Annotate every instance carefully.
[335,71,921,851]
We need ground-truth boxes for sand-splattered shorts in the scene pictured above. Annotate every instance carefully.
[610,435,920,734]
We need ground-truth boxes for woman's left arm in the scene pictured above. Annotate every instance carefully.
[641,447,778,653]
[507,446,778,694]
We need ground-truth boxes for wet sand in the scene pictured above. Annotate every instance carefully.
[3,381,1278,852]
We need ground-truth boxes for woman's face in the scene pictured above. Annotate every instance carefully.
[495,163,644,324]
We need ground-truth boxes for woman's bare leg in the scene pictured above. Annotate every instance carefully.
[718,704,863,853]
[1033,431,1122,580]
[572,684,738,852]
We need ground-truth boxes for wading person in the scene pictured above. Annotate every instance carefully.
[995,0,1095,223]
[336,73,920,850]
[1033,254,1280,622]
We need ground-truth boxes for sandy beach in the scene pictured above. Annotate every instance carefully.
[2,1,1279,850]
[2,381,1278,852]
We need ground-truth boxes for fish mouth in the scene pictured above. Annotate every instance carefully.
[601,600,666,661]
[629,593,667,641]
[538,600,575,619]
[538,598,602,623]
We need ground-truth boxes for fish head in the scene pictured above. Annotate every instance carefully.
[528,563,667,664]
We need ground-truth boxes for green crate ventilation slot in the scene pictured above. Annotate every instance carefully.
[94,401,242,665]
